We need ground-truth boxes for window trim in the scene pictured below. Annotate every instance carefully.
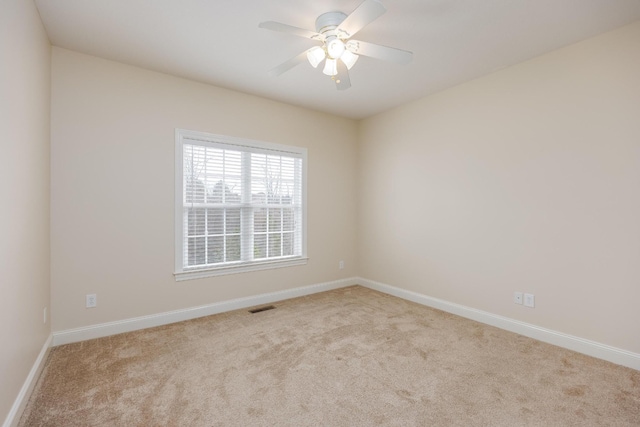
[174,128,307,281]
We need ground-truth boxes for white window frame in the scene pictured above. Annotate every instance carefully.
[174,129,308,281]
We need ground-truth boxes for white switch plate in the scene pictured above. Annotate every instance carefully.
[524,293,535,308]
[514,292,523,305]
[339,260,344,269]
[86,294,97,308]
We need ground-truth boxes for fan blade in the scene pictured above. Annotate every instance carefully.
[348,40,413,64]
[334,61,351,90]
[267,50,309,77]
[337,0,386,38]
[259,21,323,40]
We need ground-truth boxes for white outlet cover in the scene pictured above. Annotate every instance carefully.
[514,292,523,304]
[524,293,535,308]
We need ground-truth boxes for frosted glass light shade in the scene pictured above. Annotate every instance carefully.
[326,38,345,59]
[307,46,325,68]
[322,58,338,76]
[340,50,359,70]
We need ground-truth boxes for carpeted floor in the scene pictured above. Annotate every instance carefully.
[20,286,640,426]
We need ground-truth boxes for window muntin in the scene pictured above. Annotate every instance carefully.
[175,130,307,280]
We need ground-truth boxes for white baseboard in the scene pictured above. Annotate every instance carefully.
[357,277,640,371]
[52,277,358,346]
[50,275,640,370]
[3,334,52,427]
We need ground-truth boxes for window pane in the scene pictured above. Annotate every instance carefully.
[207,236,224,264]
[254,207,267,233]
[204,149,223,203]
[186,177,206,203]
[251,187,266,204]
[251,154,267,204]
[226,236,241,262]
[207,208,223,235]
[188,236,206,266]
[283,208,294,231]
[268,208,282,232]
[188,208,205,236]
[185,146,206,203]
[281,157,295,181]
[226,208,241,234]
[268,233,282,258]
[209,180,224,203]
[283,232,293,256]
[267,155,281,204]
[254,234,266,259]
[224,178,242,203]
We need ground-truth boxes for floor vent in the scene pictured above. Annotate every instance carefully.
[249,305,276,314]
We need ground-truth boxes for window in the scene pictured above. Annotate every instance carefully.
[175,129,307,281]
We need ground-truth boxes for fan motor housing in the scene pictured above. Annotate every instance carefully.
[315,11,347,33]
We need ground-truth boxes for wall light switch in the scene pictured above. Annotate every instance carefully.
[524,293,535,308]
[86,294,97,308]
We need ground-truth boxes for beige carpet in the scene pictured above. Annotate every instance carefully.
[20,286,640,426]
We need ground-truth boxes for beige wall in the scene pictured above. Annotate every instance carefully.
[0,0,51,422]
[50,48,358,331]
[358,21,640,353]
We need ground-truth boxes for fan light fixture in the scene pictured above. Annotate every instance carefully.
[340,49,359,69]
[307,46,325,68]
[323,58,338,76]
[259,0,414,90]
[307,37,358,74]
[326,38,345,59]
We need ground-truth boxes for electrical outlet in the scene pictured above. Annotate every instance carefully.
[86,294,97,308]
[339,260,344,269]
[43,307,47,324]
[524,293,535,308]
[514,292,523,305]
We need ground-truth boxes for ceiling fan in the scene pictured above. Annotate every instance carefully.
[259,0,413,90]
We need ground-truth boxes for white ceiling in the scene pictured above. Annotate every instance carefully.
[35,0,640,119]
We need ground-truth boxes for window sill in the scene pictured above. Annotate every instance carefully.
[174,257,308,281]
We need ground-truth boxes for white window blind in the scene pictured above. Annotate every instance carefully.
[175,129,307,280]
